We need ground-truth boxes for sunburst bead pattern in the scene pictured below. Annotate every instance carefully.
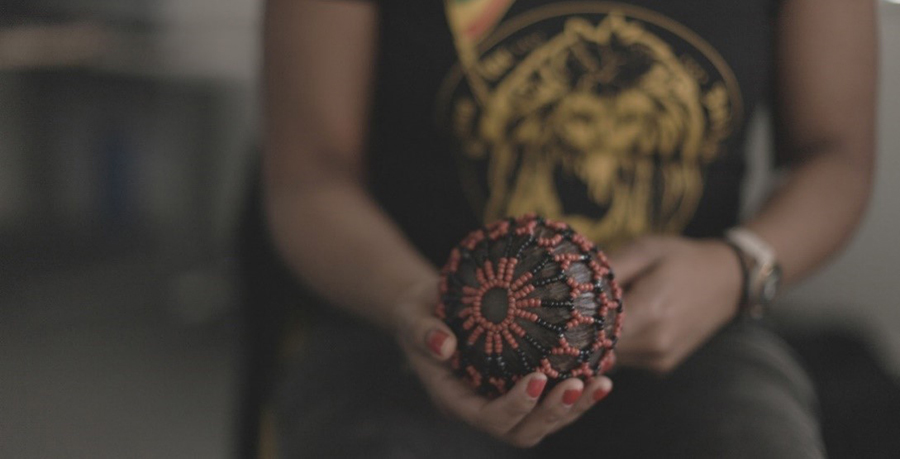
[437,214,625,398]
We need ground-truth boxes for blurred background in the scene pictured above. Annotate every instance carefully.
[0,1,898,458]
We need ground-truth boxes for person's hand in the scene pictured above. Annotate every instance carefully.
[391,279,614,448]
[609,236,743,374]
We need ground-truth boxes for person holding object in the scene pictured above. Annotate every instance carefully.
[255,0,876,456]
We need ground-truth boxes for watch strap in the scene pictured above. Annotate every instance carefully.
[722,238,750,311]
[725,228,777,268]
[724,227,781,317]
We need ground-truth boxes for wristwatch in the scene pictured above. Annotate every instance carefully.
[724,228,783,318]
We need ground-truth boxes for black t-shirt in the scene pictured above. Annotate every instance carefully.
[361,0,778,265]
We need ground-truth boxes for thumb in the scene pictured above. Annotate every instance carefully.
[607,237,665,286]
[411,315,457,362]
[391,279,456,361]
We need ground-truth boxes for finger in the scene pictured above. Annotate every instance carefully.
[616,255,671,340]
[616,328,667,368]
[615,346,658,367]
[614,351,678,375]
[560,376,613,425]
[601,350,618,374]
[474,373,546,435]
[615,318,679,372]
[607,238,663,285]
[506,377,585,447]
[406,350,490,419]
[410,315,457,361]
[614,265,670,369]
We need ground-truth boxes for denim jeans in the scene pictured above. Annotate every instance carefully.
[274,315,825,459]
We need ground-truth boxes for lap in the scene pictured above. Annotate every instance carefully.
[273,319,524,459]
[273,316,825,458]
[541,318,826,458]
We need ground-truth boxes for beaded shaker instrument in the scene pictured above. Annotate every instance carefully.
[436,214,624,398]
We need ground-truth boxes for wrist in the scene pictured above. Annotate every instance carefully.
[703,239,746,317]
[720,239,749,313]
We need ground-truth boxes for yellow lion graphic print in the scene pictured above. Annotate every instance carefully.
[438,2,741,248]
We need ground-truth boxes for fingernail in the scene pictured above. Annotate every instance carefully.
[593,378,613,402]
[526,378,546,398]
[600,352,617,373]
[562,389,582,406]
[426,330,448,356]
[593,387,611,402]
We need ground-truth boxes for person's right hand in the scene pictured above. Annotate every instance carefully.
[392,279,614,448]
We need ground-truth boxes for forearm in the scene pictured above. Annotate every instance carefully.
[747,0,877,287]
[265,179,438,331]
[745,145,873,286]
[262,0,428,331]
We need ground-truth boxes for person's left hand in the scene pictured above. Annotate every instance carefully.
[608,236,744,374]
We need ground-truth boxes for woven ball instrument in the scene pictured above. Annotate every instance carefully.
[437,214,624,397]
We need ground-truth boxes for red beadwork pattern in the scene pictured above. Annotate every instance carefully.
[437,214,625,398]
